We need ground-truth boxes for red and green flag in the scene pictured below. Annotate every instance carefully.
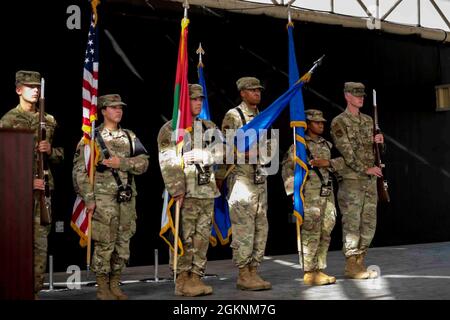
[160,16,191,257]
[172,17,192,146]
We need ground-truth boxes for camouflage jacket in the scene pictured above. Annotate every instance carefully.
[0,104,64,189]
[157,118,220,199]
[281,135,344,196]
[330,108,375,179]
[73,124,149,204]
[216,101,273,180]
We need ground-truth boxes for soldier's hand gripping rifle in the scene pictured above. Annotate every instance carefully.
[373,89,390,203]
[37,77,52,225]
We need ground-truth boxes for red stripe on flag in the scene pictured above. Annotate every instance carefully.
[72,200,84,222]
[79,213,89,232]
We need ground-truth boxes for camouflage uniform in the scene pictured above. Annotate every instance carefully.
[282,110,344,273]
[330,83,378,259]
[0,70,64,294]
[218,77,271,271]
[157,115,219,277]
[73,95,149,278]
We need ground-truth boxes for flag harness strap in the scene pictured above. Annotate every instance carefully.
[305,143,332,197]
[235,107,266,184]
[95,127,134,189]
[192,119,211,181]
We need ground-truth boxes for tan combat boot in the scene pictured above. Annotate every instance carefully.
[248,266,272,290]
[236,266,267,291]
[110,273,128,300]
[317,270,336,284]
[176,271,205,297]
[175,271,189,296]
[190,273,213,295]
[96,274,117,300]
[344,256,370,279]
[356,254,378,279]
[303,271,331,285]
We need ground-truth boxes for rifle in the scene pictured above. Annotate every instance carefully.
[373,89,390,203]
[37,77,52,225]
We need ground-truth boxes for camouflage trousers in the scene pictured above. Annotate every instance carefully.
[227,174,268,268]
[34,196,51,293]
[301,188,336,272]
[91,194,137,275]
[337,178,377,257]
[174,197,214,277]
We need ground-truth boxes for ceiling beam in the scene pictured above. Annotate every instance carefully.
[156,0,450,43]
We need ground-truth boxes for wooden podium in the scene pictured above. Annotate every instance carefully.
[0,128,35,300]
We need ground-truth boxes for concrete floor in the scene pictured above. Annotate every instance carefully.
[39,242,450,300]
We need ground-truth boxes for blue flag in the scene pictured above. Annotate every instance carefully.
[197,61,232,246]
[288,23,308,225]
[197,63,211,121]
[210,181,232,247]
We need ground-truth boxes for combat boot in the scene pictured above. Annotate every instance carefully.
[344,256,370,279]
[190,273,213,295]
[356,253,378,279]
[317,270,336,284]
[96,274,117,300]
[110,273,128,300]
[303,271,331,285]
[175,271,204,297]
[236,266,267,291]
[175,271,189,296]
[248,266,272,290]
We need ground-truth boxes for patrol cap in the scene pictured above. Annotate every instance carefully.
[236,77,264,91]
[189,84,205,99]
[98,94,127,109]
[305,109,326,122]
[15,70,41,86]
[344,82,366,97]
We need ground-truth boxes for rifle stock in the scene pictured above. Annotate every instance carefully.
[373,89,390,203]
[37,77,52,226]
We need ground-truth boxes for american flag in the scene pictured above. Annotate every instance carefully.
[71,15,99,247]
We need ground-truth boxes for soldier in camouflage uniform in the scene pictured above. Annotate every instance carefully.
[0,70,64,298]
[157,84,220,297]
[216,77,272,291]
[73,94,149,300]
[282,109,344,286]
[330,82,384,279]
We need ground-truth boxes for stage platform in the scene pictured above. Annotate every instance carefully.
[38,242,450,300]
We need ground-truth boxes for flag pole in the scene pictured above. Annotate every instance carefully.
[86,121,95,277]
[87,0,100,278]
[293,127,304,270]
[173,200,181,283]
[173,0,190,289]
[183,0,189,18]
[196,42,204,67]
